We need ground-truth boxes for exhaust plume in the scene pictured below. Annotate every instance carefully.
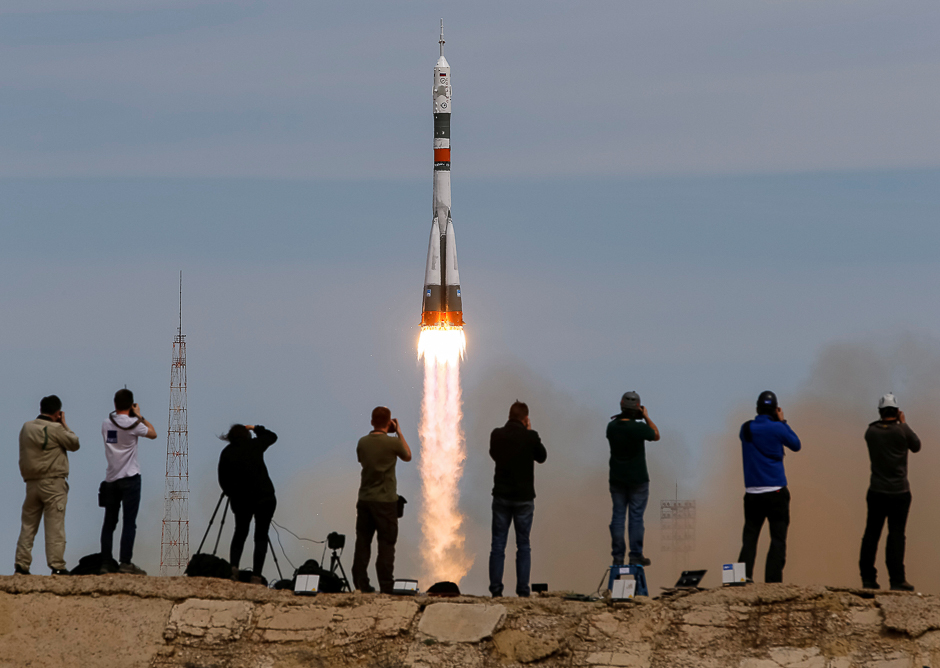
[418,326,473,583]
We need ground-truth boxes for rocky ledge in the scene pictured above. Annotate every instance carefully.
[1,576,939,667]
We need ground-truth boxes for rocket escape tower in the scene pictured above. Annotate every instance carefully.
[160,273,189,576]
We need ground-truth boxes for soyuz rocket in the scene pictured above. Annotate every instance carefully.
[421,21,463,328]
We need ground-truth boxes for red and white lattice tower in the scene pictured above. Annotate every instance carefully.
[160,273,189,575]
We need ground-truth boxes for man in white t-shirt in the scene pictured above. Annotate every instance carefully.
[99,388,157,575]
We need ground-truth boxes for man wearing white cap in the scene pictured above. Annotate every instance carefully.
[859,393,920,591]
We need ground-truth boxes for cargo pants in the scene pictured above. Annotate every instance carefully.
[15,477,69,571]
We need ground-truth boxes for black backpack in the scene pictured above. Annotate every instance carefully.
[293,559,344,593]
[69,553,119,575]
[185,553,233,579]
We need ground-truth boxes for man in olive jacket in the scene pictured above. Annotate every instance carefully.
[15,395,80,575]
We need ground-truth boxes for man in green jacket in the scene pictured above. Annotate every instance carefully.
[607,391,660,567]
[14,395,80,575]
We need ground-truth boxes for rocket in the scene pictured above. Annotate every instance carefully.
[421,21,463,328]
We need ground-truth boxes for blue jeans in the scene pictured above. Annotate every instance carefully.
[100,474,141,564]
[488,497,535,596]
[610,482,649,562]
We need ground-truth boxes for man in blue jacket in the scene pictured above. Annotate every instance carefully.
[738,390,801,583]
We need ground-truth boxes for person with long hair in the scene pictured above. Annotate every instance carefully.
[218,424,278,584]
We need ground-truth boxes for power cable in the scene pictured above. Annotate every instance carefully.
[271,520,325,544]
[269,518,328,575]
[595,566,612,597]
[270,522,297,572]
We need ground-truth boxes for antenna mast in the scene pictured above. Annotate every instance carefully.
[160,271,189,575]
[439,18,445,56]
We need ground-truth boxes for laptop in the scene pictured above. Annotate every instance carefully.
[673,570,707,588]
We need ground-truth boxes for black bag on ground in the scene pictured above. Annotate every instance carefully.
[70,553,119,575]
[292,559,344,593]
[185,553,232,579]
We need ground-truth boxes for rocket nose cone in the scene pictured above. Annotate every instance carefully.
[436,55,449,68]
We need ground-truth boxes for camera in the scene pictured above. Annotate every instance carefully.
[327,532,346,550]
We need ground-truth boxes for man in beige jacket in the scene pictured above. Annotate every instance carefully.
[15,395,80,575]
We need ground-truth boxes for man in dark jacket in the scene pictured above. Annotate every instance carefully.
[607,391,660,567]
[859,393,921,591]
[218,424,278,583]
[488,401,547,597]
[738,391,801,583]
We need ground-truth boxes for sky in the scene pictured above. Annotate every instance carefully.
[2,1,940,595]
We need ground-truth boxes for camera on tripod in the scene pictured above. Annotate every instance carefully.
[327,532,345,551]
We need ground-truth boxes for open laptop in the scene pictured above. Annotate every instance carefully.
[673,570,707,589]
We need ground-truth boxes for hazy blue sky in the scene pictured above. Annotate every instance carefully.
[2,1,939,593]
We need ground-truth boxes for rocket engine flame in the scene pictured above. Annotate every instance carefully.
[418,325,473,583]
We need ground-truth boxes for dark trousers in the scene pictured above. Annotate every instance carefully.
[488,496,535,597]
[352,500,398,593]
[859,490,911,585]
[229,496,276,575]
[100,474,141,565]
[738,487,790,583]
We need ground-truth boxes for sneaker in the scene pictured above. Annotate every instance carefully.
[629,556,652,567]
[118,562,147,576]
[51,568,70,575]
[231,566,240,580]
[14,564,30,575]
[359,584,376,594]
[745,578,755,584]
[861,580,880,590]
[890,581,915,592]
[249,575,265,586]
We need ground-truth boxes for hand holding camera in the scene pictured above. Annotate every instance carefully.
[388,418,399,434]
[130,403,142,418]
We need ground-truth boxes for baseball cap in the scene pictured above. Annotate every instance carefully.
[756,390,778,415]
[620,391,641,410]
[878,393,899,410]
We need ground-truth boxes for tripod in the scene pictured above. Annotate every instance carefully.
[196,492,230,556]
[326,547,351,593]
[197,491,284,582]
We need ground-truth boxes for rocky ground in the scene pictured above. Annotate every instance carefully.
[1,576,940,667]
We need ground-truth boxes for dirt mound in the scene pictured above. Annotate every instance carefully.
[1,576,938,667]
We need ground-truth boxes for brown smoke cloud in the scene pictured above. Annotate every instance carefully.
[456,335,940,596]
[682,334,940,592]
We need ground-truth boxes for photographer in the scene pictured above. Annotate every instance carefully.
[607,391,661,568]
[99,388,157,575]
[352,407,412,594]
[859,393,920,591]
[15,395,80,575]
[218,424,278,584]
[488,401,547,598]
[737,390,801,583]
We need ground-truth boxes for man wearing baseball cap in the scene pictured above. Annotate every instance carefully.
[859,393,920,591]
[738,390,801,583]
[606,391,660,567]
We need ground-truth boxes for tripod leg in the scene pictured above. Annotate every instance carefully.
[268,537,284,582]
[330,551,352,593]
[196,492,225,555]
[212,498,230,556]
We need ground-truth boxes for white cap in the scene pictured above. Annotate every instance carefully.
[878,393,899,410]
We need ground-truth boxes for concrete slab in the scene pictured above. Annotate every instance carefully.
[417,602,506,643]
